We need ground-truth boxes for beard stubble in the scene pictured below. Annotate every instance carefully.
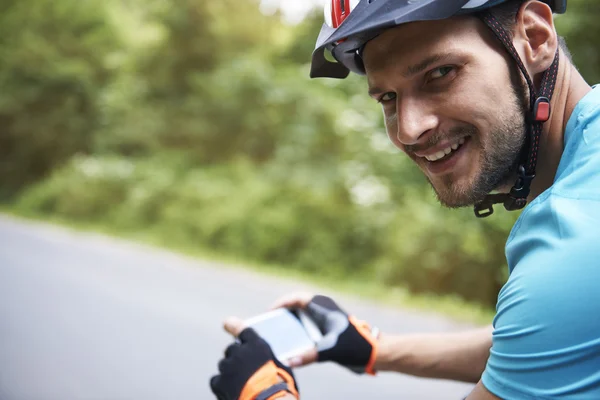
[431,73,529,208]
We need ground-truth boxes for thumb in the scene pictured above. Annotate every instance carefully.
[223,316,246,337]
[286,347,318,368]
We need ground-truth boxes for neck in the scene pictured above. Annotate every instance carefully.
[527,49,592,200]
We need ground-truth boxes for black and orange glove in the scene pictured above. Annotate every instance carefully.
[210,328,299,400]
[307,295,379,375]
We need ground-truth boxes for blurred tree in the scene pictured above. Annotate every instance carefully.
[95,0,292,161]
[555,1,600,84]
[279,9,323,66]
[0,0,121,200]
[6,0,600,307]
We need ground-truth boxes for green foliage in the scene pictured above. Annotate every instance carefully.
[15,151,514,305]
[5,0,600,308]
[0,0,122,199]
[16,155,380,277]
[555,2,600,84]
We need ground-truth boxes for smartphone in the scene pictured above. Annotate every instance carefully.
[243,308,323,362]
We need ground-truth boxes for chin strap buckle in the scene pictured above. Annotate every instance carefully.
[508,165,535,203]
[474,193,507,218]
[474,166,535,218]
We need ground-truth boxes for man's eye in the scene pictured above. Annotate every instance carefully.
[378,92,396,103]
[429,66,454,80]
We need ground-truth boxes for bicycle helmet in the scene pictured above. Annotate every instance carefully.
[310,0,568,217]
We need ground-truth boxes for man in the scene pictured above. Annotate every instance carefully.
[210,0,600,398]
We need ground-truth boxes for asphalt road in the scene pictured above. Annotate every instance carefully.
[0,215,474,400]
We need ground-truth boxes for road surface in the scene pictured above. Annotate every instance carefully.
[0,215,475,399]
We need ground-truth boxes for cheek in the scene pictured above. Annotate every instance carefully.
[382,110,403,149]
[446,96,493,143]
[441,64,509,132]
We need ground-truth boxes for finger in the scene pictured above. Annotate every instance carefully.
[238,327,261,343]
[217,358,229,374]
[223,316,246,337]
[269,292,315,311]
[286,347,318,368]
[224,342,240,358]
[310,295,344,313]
[209,375,221,393]
[305,295,347,325]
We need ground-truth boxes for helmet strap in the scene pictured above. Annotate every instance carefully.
[473,11,560,218]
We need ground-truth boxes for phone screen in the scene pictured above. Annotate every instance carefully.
[245,309,318,361]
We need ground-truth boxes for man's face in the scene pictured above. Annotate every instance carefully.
[362,16,527,208]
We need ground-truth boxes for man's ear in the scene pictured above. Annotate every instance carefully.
[513,0,558,78]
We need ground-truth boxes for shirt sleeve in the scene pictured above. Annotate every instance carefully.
[482,197,600,400]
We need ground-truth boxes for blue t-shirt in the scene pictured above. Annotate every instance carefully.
[482,85,600,400]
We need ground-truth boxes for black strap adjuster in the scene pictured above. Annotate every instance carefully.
[509,165,535,199]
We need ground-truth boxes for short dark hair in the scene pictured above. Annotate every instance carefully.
[489,0,572,62]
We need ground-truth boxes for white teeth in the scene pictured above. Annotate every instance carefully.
[426,149,449,162]
[424,138,467,162]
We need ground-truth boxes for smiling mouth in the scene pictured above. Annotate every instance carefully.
[423,137,467,162]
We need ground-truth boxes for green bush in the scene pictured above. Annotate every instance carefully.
[15,154,516,305]
[0,0,121,200]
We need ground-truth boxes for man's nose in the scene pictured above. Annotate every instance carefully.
[394,97,438,146]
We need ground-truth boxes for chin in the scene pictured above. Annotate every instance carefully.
[429,176,484,209]
[432,170,517,208]
[435,193,476,209]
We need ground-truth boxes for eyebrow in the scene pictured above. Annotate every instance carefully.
[367,52,454,97]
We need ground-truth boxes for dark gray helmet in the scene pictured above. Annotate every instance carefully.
[310,0,567,79]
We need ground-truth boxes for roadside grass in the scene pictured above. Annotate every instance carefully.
[1,207,495,326]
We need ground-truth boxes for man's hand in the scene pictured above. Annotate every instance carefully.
[271,292,379,375]
[210,324,299,400]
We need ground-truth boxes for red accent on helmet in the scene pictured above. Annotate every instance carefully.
[331,0,351,29]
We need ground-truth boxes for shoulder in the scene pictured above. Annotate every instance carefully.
[503,193,600,330]
[483,89,600,398]
[484,195,600,399]
[507,193,600,269]
[553,86,600,198]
